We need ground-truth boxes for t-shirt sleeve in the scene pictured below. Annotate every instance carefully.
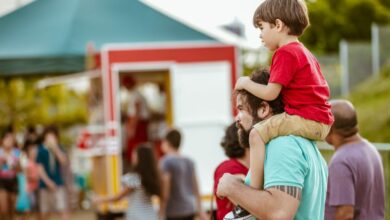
[269,50,298,87]
[327,162,355,206]
[160,157,171,174]
[121,173,141,188]
[264,137,308,189]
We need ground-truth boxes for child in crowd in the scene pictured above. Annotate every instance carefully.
[228,0,333,219]
[94,143,161,220]
[21,139,40,218]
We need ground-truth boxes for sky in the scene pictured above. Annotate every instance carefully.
[143,0,263,48]
[0,0,264,49]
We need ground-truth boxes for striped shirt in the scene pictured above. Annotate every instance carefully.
[122,173,157,220]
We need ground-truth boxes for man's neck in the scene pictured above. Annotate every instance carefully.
[335,134,363,150]
[165,148,180,155]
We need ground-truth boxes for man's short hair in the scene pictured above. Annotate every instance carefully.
[253,0,310,36]
[165,129,181,149]
[234,69,284,118]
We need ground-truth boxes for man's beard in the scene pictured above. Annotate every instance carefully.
[236,117,260,149]
[237,126,250,149]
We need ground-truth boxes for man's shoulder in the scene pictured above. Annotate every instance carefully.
[268,135,312,148]
[161,154,193,165]
[266,136,316,163]
[331,140,374,164]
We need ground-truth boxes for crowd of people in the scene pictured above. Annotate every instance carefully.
[0,125,70,220]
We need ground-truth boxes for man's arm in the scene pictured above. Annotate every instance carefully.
[217,173,300,220]
[159,171,171,220]
[191,170,207,220]
[334,205,354,220]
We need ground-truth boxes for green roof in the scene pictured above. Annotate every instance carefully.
[0,0,217,75]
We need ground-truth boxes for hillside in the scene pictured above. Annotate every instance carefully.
[347,67,390,142]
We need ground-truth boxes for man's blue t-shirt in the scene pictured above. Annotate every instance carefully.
[36,144,64,188]
[246,135,328,220]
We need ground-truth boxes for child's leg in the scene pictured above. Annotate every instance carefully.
[253,112,331,142]
[276,113,331,141]
[249,129,265,190]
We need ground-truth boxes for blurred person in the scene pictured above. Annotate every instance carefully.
[217,69,328,220]
[213,123,249,220]
[36,126,68,220]
[94,143,161,220]
[324,100,385,220]
[0,128,20,220]
[122,76,150,163]
[233,0,333,218]
[24,125,38,143]
[18,139,40,219]
[159,129,207,220]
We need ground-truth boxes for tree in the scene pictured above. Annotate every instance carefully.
[0,77,88,132]
[301,0,390,53]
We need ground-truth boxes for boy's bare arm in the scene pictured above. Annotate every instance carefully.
[235,76,282,101]
[249,129,265,190]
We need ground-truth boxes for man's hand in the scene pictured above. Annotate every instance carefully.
[235,76,250,90]
[216,173,243,198]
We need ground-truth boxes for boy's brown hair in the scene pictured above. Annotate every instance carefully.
[253,0,310,36]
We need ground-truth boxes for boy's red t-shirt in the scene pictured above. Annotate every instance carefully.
[269,42,334,125]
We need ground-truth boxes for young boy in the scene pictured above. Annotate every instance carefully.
[227,0,334,219]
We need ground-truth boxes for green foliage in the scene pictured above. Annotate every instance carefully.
[302,0,390,53]
[347,67,390,142]
[0,77,88,132]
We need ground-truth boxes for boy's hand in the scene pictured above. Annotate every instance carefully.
[235,76,250,90]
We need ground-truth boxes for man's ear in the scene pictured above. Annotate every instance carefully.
[257,101,271,119]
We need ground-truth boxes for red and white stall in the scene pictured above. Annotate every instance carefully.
[92,42,239,213]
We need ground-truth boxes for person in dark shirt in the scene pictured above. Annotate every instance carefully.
[36,125,68,220]
[159,129,207,220]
